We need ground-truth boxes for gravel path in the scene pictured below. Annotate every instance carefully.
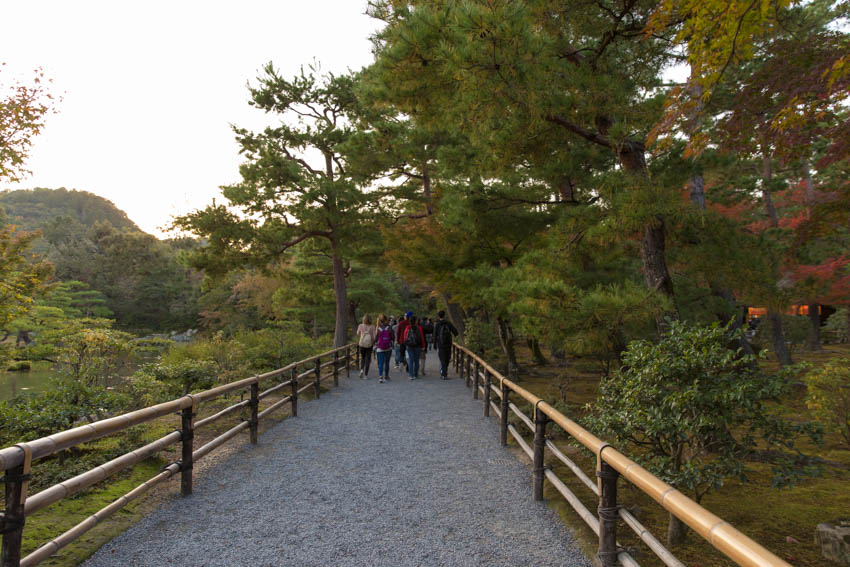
[84,352,590,567]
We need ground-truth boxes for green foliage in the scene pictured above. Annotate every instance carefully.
[806,358,850,445]
[589,321,821,505]
[753,315,810,353]
[28,318,136,386]
[133,359,217,398]
[0,69,56,183]
[158,333,242,382]
[822,307,849,344]
[0,379,128,446]
[0,225,53,330]
[0,188,140,235]
[463,318,498,354]
[233,322,319,374]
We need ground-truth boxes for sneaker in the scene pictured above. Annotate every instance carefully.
[359,369,364,378]
[379,378,384,383]
[409,376,414,380]
[385,376,390,381]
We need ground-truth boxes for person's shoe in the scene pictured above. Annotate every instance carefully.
[359,369,364,378]
[379,378,384,383]
[385,376,390,381]
[409,376,414,380]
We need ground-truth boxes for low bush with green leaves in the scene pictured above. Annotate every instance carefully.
[806,357,850,446]
[588,320,821,545]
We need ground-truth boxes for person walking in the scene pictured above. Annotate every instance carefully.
[420,317,432,375]
[397,311,412,372]
[374,314,394,383]
[423,317,434,351]
[433,310,458,379]
[403,315,426,379]
[356,314,376,379]
[392,316,402,369]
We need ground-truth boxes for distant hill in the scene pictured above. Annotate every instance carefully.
[0,188,142,234]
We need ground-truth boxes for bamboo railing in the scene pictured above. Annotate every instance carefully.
[0,344,357,567]
[450,343,792,567]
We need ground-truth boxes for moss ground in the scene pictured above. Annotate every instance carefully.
[489,343,850,567]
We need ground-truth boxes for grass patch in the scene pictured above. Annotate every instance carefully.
[22,460,169,566]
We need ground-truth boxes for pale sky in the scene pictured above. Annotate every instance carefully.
[1,0,382,237]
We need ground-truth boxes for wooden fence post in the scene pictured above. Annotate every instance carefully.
[472,359,479,400]
[346,346,351,378]
[500,382,509,446]
[314,357,321,398]
[290,366,298,417]
[466,356,472,388]
[597,453,620,567]
[483,368,491,417]
[333,351,339,387]
[180,398,195,496]
[1,444,31,567]
[249,380,259,445]
[533,405,548,501]
[469,360,477,389]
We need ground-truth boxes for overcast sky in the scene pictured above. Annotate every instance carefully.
[2,0,381,237]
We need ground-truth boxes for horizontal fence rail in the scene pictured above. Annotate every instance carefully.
[0,344,357,567]
[451,343,791,567]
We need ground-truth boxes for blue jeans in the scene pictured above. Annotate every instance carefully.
[376,350,391,377]
[407,346,421,378]
[393,344,402,366]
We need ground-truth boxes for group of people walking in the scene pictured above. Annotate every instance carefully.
[356,310,458,382]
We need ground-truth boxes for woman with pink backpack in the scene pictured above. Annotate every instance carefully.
[374,314,394,383]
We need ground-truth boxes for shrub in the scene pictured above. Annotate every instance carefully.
[464,318,499,354]
[806,358,850,445]
[134,359,218,397]
[588,320,821,545]
[822,307,849,344]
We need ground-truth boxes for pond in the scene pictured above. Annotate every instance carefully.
[0,365,57,402]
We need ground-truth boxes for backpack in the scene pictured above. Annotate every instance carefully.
[376,327,392,350]
[405,325,421,347]
[359,327,374,348]
[437,321,454,348]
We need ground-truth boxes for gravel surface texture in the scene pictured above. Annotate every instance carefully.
[84,352,590,567]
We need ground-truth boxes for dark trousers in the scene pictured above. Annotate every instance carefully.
[359,346,373,375]
[438,347,451,377]
[399,344,407,369]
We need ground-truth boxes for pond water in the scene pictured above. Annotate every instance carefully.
[0,367,57,402]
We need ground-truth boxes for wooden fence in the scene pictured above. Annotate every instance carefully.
[450,343,791,567]
[0,344,358,567]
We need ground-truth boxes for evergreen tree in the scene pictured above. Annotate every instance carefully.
[176,64,380,346]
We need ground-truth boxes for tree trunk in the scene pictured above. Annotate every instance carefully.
[442,293,466,342]
[423,167,434,215]
[667,513,687,546]
[688,174,706,209]
[768,310,793,366]
[330,238,349,348]
[710,285,756,359]
[619,142,677,328]
[808,302,822,352]
[496,317,519,378]
[529,338,547,365]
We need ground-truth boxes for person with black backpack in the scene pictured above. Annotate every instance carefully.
[433,310,458,379]
[402,315,426,379]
